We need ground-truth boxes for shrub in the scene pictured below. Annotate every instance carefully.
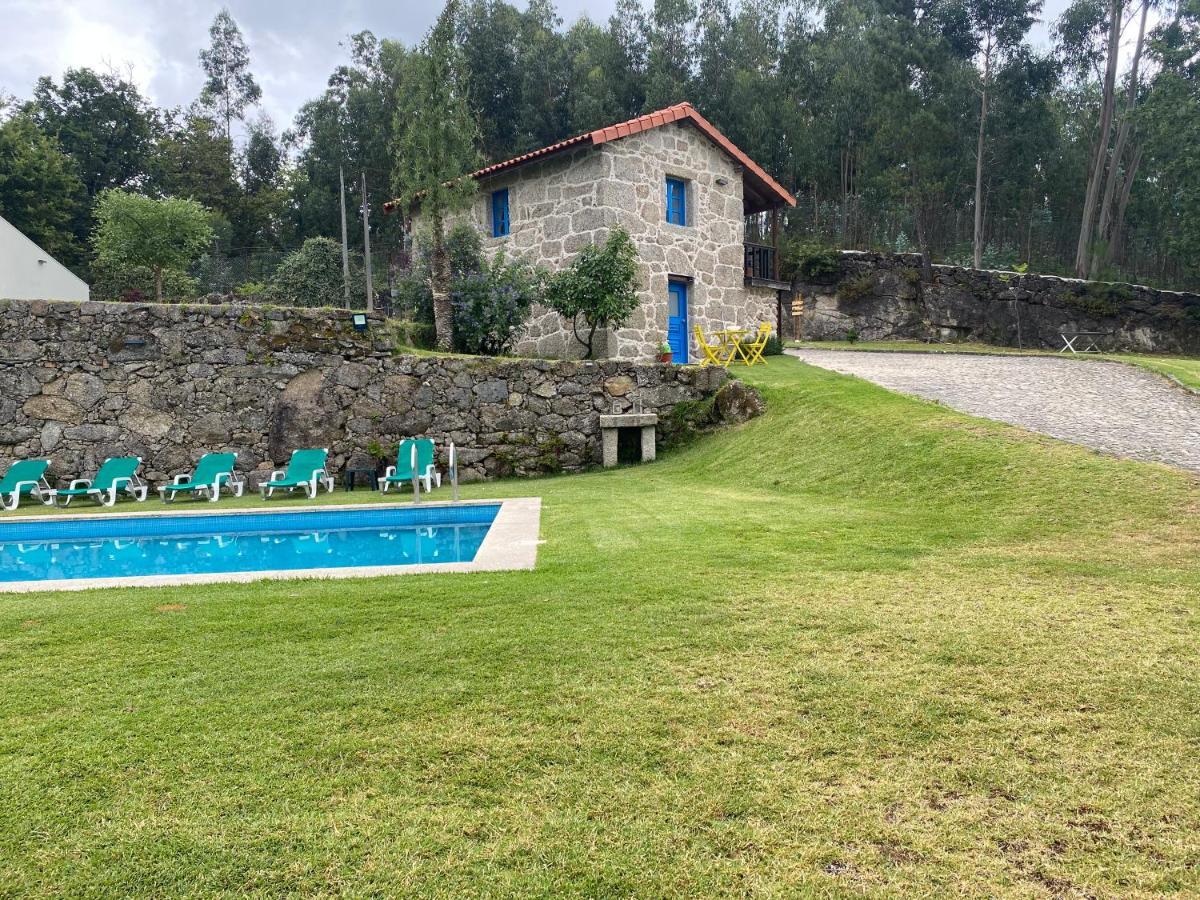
[385,319,437,350]
[1059,283,1133,318]
[269,237,355,308]
[837,273,876,302]
[234,280,268,298]
[846,327,860,343]
[783,242,841,280]
[451,250,543,355]
[397,223,485,326]
[544,228,640,359]
[762,335,783,356]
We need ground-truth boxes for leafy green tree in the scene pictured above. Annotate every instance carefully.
[393,4,483,350]
[30,68,158,199]
[153,112,240,228]
[234,115,286,250]
[199,8,262,142]
[92,190,214,301]
[0,114,85,267]
[544,228,640,358]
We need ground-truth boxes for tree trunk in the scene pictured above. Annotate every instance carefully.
[430,213,454,351]
[973,40,992,270]
[913,192,933,282]
[1110,143,1143,263]
[154,266,163,303]
[1090,0,1149,277]
[1074,0,1123,277]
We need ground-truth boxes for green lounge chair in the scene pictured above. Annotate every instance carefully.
[158,452,244,503]
[259,448,334,500]
[49,456,149,508]
[378,438,441,494]
[0,459,53,512]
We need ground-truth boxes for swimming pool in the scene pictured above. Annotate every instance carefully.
[0,500,541,591]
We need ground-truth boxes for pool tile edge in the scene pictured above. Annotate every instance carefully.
[0,497,542,593]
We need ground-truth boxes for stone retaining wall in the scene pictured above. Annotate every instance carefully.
[0,297,726,487]
[793,251,1200,353]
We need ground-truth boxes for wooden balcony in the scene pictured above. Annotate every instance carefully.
[744,242,790,290]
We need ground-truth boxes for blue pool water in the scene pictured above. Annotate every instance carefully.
[0,505,500,583]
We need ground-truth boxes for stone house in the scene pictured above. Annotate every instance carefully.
[393,102,795,362]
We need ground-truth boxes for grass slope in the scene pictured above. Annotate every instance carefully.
[790,339,1200,392]
[2,357,1198,897]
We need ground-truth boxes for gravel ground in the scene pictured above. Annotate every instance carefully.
[789,349,1200,473]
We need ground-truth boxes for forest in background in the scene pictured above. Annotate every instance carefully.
[2,0,1199,296]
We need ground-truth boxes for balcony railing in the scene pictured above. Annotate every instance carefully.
[744,242,779,282]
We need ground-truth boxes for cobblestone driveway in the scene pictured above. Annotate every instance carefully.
[789,349,1200,473]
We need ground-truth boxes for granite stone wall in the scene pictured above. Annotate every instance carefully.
[431,120,778,363]
[0,297,727,488]
[792,251,1200,353]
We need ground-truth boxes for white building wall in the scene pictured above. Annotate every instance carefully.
[0,215,89,302]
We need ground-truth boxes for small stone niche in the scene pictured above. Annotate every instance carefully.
[599,413,658,467]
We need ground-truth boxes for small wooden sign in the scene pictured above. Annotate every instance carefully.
[791,296,805,317]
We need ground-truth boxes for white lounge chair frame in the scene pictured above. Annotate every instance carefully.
[0,466,54,512]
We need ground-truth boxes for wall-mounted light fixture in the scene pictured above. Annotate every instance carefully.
[351,313,369,332]
[715,176,730,186]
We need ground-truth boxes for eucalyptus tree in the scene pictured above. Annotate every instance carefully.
[645,0,698,109]
[960,0,1042,267]
[515,0,572,152]
[393,4,483,350]
[1138,0,1200,281]
[290,32,408,245]
[199,8,262,143]
[1060,0,1124,275]
[1088,0,1152,277]
[457,0,523,160]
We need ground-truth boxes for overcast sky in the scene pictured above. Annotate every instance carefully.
[1,0,1081,136]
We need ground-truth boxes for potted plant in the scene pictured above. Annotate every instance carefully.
[657,340,673,364]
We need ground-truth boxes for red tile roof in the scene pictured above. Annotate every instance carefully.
[384,102,796,212]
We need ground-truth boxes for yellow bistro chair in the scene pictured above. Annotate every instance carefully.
[739,323,773,366]
[695,324,731,368]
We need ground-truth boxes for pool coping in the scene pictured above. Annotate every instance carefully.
[0,497,542,593]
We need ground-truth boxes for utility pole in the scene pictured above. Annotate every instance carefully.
[361,171,374,313]
[338,166,351,306]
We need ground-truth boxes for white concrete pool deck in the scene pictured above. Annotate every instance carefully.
[0,498,542,593]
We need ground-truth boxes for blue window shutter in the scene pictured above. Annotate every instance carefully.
[492,189,510,237]
[665,178,686,226]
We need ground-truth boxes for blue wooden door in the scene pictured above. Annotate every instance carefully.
[667,279,688,363]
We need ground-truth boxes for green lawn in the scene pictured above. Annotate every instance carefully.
[2,357,1198,896]
[789,339,1200,392]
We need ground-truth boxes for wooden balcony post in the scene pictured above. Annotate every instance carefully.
[771,208,780,282]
